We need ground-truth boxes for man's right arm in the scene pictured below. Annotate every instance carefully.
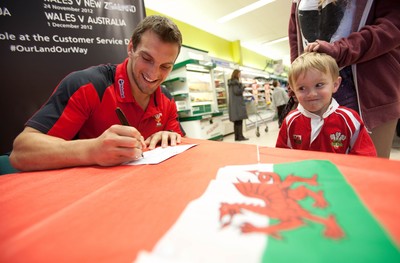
[10,125,145,171]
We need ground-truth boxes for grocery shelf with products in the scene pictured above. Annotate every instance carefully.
[239,67,275,131]
[211,58,239,135]
[163,59,217,117]
[163,46,223,140]
[163,46,289,139]
[214,71,228,113]
[212,59,239,112]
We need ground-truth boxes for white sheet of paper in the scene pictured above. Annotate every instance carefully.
[126,144,197,165]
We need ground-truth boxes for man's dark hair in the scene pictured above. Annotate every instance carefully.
[131,15,182,52]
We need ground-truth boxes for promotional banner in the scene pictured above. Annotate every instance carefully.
[0,0,145,153]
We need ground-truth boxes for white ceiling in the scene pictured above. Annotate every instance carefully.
[144,0,293,66]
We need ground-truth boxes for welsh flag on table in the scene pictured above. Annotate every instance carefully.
[136,160,399,263]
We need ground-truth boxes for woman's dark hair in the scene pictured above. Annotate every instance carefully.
[231,69,241,80]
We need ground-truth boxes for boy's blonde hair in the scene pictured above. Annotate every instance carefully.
[288,52,340,89]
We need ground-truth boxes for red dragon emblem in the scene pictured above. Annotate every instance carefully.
[219,170,345,239]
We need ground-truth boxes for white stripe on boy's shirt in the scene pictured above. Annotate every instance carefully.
[135,164,274,263]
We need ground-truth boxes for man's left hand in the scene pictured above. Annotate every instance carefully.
[145,131,182,150]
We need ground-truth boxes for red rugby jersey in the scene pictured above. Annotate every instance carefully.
[26,59,184,140]
[276,99,376,156]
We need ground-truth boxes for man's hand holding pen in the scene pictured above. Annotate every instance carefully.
[113,107,182,164]
[89,107,146,166]
[111,124,146,160]
[92,125,146,166]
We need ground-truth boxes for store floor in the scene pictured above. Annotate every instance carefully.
[223,119,400,161]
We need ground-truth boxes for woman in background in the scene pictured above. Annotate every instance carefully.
[228,69,248,141]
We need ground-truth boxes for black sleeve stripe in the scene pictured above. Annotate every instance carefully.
[27,64,116,133]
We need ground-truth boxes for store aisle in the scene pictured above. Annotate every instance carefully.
[223,120,400,161]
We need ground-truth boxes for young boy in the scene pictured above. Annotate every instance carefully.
[276,52,376,156]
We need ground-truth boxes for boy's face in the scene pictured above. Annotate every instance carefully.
[292,68,341,117]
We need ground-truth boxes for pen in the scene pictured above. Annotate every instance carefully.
[115,107,144,158]
[116,107,130,126]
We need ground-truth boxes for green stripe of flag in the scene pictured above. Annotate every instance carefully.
[263,160,400,263]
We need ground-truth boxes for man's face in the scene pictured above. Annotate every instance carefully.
[127,30,179,95]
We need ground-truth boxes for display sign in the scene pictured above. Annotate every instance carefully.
[0,0,145,153]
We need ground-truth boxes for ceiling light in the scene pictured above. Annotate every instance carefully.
[218,0,276,23]
[262,36,289,46]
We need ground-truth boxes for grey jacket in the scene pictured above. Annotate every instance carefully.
[228,79,248,121]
